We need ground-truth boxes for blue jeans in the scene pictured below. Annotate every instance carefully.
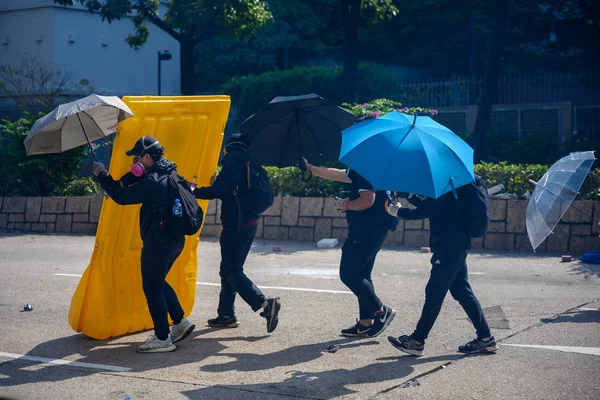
[141,237,185,340]
[412,250,491,343]
[218,226,266,317]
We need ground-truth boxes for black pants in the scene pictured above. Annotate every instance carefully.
[218,226,266,317]
[412,250,491,343]
[340,228,388,320]
[141,236,185,340]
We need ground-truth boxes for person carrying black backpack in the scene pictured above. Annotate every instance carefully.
[193,133,281,333]
[92,136,196,353]
[387,176,497,357]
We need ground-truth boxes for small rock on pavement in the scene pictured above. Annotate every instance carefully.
[273,246,281,253]
[22,304,33,312]
[317,238,339,249]
[562,255,572,262]
[323,344,339,353]
[421,247,431,253]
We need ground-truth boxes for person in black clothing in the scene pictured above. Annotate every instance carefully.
[193,133,281,333]
[387,190,497,356]
[92,136,195,353]
[304,161,396,338]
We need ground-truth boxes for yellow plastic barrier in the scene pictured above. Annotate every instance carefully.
[68,96,230,340]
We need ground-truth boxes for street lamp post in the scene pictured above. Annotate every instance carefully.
[158,50,172,95]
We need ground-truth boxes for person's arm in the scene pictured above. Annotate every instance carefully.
[396,196,442,220]
[305,160,351,183]
[341,190,375,211]
[97,172,150,205]
[193,160,240,200]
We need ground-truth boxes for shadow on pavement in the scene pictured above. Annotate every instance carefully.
[185,353,460,399]
[540,308,600,324]
[0,328,268,387]
[570,261,600,278]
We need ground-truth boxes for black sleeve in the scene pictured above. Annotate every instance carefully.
[194,159,242,200]
[97,172,151,205]
[119,172,141,188]
[348,169,375,192]
[396,196,442,220]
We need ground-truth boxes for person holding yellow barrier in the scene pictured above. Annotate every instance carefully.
[93,136,196,353]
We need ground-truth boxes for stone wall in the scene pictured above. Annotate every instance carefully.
[0,197,102,234]
[2,195,599,253]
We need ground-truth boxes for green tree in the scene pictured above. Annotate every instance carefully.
[54,0,272,95]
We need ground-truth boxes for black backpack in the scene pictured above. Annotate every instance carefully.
[238,161,274,215]
[164,171,204,236]
[460,174,490,238]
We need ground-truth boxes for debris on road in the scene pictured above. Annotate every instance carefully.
[317,238,339,249]
[421,247,431,253]
[272,246,281,252]
[562,255,572,262]
[323,344,340,353]
[22,304,33,312]
[399,379,420,388]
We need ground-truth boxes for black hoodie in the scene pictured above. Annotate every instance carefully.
[97,158,180,243]
[193,150,257,228]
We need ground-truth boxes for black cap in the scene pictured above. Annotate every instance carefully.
[225,133,250,150]
[125,136,161,156]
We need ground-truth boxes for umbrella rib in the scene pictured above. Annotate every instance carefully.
[278,116,297,167]
[299,114,328,165]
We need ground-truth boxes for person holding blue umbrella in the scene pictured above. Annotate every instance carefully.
[337,110,496,356]
[303,159,397,338]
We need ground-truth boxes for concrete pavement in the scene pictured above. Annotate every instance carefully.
[0,233,599,399]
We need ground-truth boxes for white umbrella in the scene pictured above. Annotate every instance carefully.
[526,151,598,250]
[23,94,134,160]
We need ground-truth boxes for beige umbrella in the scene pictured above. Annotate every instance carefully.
[23,94,134,160]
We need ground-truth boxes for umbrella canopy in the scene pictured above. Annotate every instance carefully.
[339,111,474,198]
[24,94,134,157]
[239,93,355,167]
[526,151,596,250]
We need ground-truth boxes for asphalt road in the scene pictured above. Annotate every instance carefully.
[0,233,599,399]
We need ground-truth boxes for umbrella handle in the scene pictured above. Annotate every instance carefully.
[301,170,313,182]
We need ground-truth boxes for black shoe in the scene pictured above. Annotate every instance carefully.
[207,315,240,328]
[388,334,424,356]
[260,297,281,333]
[369,306,396,337]
[458,337,498,354]
[341,320,372,337]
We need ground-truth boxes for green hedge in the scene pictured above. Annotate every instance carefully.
[265,164,600,199]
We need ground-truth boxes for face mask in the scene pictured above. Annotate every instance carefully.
[130,156,146,177]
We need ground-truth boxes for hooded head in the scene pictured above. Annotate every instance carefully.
[224,133,250,154]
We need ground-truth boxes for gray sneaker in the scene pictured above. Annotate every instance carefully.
[388,334,424,356]
[171,318,195,344]
[136,335,176,353]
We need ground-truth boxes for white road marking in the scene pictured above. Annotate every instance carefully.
[0,351,131,372]
[502,344,600,356]
[53,274,352,295]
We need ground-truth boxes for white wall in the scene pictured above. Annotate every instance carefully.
[0,3,181,97]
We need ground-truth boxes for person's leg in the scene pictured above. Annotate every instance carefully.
[163,237,186,324]
[140,245,174,341]
[339,232,384,319]
[449,254,492,340]
[220,226,266,312]
[358,254,378,322]
[411,251,466,343]
[216,229,238,318]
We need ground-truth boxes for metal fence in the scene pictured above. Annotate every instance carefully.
[384,71,600,108]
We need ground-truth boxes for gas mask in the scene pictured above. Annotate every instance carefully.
[130,155,147,177]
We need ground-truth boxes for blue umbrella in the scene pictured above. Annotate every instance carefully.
[338,111,474,198]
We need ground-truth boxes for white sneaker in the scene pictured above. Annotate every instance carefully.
[171,318,195,344]
[136,335,176,353]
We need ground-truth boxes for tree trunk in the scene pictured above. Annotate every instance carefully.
[340,0,361,102]
[180,35,196,95]
[472,0,509,162]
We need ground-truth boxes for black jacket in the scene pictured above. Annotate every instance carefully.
[193,150,257,228]
[397,191,471,253]
[97,158,179,243]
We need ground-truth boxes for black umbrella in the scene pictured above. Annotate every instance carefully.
[239,94,355,180]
